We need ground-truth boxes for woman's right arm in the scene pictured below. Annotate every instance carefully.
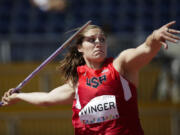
[1,83,75,106]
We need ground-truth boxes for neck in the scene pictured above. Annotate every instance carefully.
[84,58,105,70]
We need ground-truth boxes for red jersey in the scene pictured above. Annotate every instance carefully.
[72,58,144,135]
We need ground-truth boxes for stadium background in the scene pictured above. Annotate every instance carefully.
[0,0,180,135]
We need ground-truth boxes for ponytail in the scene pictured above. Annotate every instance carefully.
[58,45,85,87]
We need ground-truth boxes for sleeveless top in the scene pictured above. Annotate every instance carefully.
[72,58,144,135]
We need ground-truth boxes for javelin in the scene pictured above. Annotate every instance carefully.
[0,20,91,106]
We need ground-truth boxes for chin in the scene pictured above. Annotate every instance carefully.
[93,55,106,63]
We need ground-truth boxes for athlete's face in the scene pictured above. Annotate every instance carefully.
[78,28,107,63]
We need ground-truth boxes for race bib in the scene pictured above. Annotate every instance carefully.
[79,95,119,124]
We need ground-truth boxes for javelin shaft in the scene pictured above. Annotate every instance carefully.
[0,21,91,106]
[14,20,91,92]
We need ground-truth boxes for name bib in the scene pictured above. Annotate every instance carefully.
[79,95,119,124]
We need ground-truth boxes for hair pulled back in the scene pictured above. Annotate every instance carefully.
[58,25,104,87]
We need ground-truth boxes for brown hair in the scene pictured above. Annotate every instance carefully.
[58,25,105,87]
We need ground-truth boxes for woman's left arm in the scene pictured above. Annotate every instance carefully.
[113,21,180,73]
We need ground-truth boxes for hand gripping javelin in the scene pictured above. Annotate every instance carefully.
[0,20,91,107]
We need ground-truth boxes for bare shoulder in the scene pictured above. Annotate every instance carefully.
[112,49,133,75]
[112,49,139,87]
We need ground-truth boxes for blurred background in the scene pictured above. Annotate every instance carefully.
[0,0,180,135]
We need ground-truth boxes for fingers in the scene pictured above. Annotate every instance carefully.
[157,21,180,46]
[164,21,176,27]
[160,41,168,50]
[1,96,9,106]
[1,92,10,106]
[164,28,180,44]
[5,91,10,97]
[1,101,7,106]
[1,94,17,106]
[9,88,15,95]
[1,88,16,106]
[167,28,180,34]
[163,34,178,43]
[165,31,180,41]
[2,96,9,103]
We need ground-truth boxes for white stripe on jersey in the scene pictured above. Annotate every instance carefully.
[75,87,81,109]
[120,76,132,101]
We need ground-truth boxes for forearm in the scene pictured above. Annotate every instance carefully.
[135,31,163,65]
[123,32,162,71]
[139,31,162,61]
[2,84,75,107]
[16,92,49,106]
[117,33,162,72]
[16,85,74,106]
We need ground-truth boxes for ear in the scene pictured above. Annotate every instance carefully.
[77,44,83,53]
